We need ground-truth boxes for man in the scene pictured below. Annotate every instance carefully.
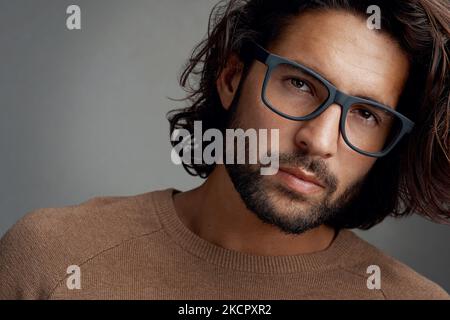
[0,0,449,299]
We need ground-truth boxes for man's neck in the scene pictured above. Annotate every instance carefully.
[173,165,336,256]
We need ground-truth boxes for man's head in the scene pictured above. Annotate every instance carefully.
[168,0,450,232]
[220,10,410,234]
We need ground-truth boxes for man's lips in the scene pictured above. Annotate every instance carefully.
[277,167,326,194]
[279,167,325,188]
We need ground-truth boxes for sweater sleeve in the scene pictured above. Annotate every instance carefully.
[0,194,155,300]
[0,210,60,299]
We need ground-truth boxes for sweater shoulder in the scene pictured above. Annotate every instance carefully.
[0,188,170,299]
[341,230,449,300]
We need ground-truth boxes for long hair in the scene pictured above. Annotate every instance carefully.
[167,0,450,229]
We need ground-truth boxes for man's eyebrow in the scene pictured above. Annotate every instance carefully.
[289,57,393,108]
[290,58,331,82]
[355,95,393,109]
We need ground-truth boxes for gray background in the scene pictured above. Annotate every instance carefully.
[1,0,449,292]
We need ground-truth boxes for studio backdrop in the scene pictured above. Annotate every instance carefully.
[0,0,448,292]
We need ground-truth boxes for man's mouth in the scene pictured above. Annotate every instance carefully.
[276,166,325,195]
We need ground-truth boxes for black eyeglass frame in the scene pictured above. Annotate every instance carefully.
[243,41,415,158]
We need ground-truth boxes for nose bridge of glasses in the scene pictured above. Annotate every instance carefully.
[333,90,352,108]
[311,90,350,121]
[309,89,346,122]
[303,99,342,142]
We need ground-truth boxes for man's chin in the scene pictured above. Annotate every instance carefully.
[236,183,329,235]
[253,207,326,236]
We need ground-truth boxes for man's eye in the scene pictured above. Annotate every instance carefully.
[289,78,312,93]
[353,109,379,123]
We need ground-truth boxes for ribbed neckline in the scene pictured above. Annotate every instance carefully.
[153,188,357,274]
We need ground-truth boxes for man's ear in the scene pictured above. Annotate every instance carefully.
[216,53,244,111]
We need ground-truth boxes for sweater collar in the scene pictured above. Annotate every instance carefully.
[153,188,357,274]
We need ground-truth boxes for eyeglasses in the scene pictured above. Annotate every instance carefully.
[242,41,415,158]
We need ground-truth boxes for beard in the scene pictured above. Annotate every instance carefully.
[225,159,365,235]
[223,95,366,236]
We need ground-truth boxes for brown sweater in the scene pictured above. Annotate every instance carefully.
[0,188,448,300]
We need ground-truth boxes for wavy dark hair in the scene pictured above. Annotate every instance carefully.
[167,0,450,229]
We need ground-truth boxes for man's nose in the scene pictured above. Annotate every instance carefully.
[294,104,342,159]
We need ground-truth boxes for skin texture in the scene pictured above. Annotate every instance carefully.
[173,10,410,256]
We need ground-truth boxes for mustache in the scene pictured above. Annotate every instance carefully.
[278,152,338,193]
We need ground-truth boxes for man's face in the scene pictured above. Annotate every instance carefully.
[223,10,410,235]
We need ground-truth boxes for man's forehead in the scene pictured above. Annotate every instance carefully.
[268,10,410,107]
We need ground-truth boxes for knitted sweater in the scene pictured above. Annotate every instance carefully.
[0,188,448,299]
